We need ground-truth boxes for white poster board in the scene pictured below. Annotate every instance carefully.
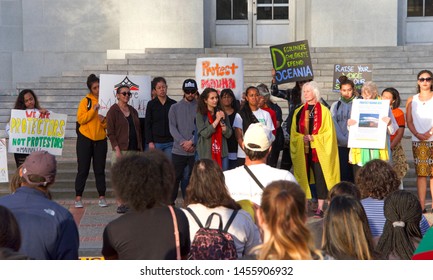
[0,138,8,183]
[8,110,67,156]
[99,74,151,118]
[195,57,244,100]
[348,99,390,149]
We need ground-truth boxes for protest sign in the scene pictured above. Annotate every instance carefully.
[99,74,151,118]
[270,40,314,85]
[8,110,67,156]
[196,57,244,100]
[333,64,372,93]
[348,99,390,149]
[0,138,8,183]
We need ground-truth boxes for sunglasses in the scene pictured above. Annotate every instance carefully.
[120,91,132,96]
[418,77,432,82]
[185,90,197,95]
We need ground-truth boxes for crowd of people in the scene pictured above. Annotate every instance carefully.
[1,69,433,260]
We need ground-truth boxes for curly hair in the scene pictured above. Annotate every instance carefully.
[356,159,400,199]
[254,180,320,260]
[14,89,41,110]
[376,190,422,259]
[185,159,240,210]
[322,195,376,260]
[110,150,174,211]
[0,205,21,251]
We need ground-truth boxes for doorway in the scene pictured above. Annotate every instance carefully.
[211,0,294,47]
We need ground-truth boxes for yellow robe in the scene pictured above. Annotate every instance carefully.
[290,104,340,199]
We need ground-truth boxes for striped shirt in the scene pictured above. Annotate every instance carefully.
[361,197,430,237]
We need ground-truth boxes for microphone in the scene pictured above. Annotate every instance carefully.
[216,107,225,125]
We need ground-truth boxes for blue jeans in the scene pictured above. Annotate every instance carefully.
[154,142,173,161]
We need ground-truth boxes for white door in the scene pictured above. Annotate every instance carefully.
[211,0,294,47]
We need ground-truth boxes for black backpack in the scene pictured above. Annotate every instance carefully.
[76,97,92,135]
[186,207,238,260]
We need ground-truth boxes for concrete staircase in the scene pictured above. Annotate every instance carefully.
[1,46,433,197]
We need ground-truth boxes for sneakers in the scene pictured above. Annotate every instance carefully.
[116,204,129,214]
[98,198,108,207]
[74,200,83,208]
[313,209,324,218]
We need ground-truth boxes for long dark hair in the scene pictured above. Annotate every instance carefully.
[14,89,41,110]
[220,88,239,113]
[185,159,240,210]
[197,87,219,115]
[376,190,422,259]
[0,205,21,251]
[238,86,259,132]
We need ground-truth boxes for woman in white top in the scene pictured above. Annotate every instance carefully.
[182,159,261,258]
[405,69,433,213]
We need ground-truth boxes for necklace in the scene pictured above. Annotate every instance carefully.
[308,103,317,118]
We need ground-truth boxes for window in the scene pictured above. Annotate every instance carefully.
[257,0,289,20]
[217,0,248,20]
[407,0,433,16]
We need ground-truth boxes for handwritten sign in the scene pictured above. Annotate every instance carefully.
[270,40,314,84]
[99,74,151,118]
[8,110,67,156]
[333,64,373,93]
[195,57,244,100]
[0,139,8,183]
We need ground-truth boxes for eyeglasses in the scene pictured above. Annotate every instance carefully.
[120,91,132,96]
[184,90,197,95]
[418,77,432,82]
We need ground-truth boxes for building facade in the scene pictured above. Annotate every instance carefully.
[0,0,431,94]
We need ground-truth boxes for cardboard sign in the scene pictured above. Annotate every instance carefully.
[99,74,151,118]
[195,57,244,100]
[333,64,373,93]
[8,110,67,156]
[0,138,8,183]
[270,40,314,84]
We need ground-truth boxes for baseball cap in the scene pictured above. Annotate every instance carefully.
[243,123,275,152]
[21,151,57,187]
[182,79,198,92]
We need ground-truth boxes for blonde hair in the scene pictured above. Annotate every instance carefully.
[322,195,376,260]
[361,81,378,99]
[255,181,320,260]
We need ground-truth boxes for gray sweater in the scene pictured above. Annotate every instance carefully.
[168,98,197,156]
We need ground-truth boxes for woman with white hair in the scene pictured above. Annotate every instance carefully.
[290,81,340,218]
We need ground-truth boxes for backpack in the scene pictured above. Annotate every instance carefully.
[76,97,92,135]
[186,207,238,260]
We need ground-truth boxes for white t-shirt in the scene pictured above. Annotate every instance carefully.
[224,163,298,205]
[182,204,261,258]
[233,109,275,158]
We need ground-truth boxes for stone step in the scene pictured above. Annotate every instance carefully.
[3,46,432,140]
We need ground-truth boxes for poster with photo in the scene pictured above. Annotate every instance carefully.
[348,99,390,149]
